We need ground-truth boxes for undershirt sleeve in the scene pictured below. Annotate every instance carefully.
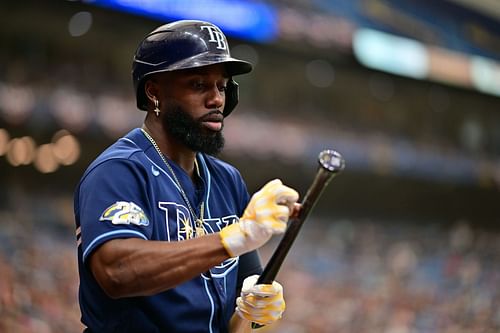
[236,250,263,293]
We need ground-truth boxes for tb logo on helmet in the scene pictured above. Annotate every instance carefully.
[132,20,252,115]
[201,25,227,50]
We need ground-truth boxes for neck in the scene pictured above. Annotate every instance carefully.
[142,116,196,178]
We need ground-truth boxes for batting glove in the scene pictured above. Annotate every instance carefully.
[220,179,299,257]
[235,275,285,326]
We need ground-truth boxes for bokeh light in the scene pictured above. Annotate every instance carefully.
[305,59,335,88]
[50,88,93,132]
[0,128,10,156]
[0,83,35,124]
[95,96,136,138]
[5,136,36,166]
[34,144,59,173]
[52,130,81,166]
[68,11,93,37]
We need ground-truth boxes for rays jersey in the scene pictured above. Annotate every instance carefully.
[74,128,262,333]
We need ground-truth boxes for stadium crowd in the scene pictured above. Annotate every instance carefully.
[0,192,498,333]
[272,219,500,333]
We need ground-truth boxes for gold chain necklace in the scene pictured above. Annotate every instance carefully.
[141,128,205,238]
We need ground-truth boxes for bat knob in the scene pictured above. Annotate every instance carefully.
[318,150,345,173]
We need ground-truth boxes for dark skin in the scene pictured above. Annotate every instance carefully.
[142,64,229,176]
[89,64,231,299]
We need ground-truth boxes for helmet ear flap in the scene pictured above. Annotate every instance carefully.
[223,79,239,117]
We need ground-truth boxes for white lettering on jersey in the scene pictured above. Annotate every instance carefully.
[159,202,239,277]
[158,202,192,241]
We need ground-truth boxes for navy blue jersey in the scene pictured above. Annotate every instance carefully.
[74,128,262,333]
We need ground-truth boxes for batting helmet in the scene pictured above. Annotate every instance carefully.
[132,20,253,117]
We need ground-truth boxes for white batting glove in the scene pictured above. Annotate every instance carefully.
[219,179,299,257]
[235,275,286,326]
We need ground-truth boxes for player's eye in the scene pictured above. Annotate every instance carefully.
[191,81,205,90]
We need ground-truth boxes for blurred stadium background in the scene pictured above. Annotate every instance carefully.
[1,0,499,332]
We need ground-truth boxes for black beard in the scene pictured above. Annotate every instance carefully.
[162,103,225,155]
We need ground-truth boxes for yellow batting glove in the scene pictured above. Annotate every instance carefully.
[235,275,285,326]
[220,179,299,257]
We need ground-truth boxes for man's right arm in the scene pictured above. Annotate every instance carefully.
[89,233,229,298]
[88,178,298,299]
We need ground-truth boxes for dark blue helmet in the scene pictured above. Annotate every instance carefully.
[132,20,253,117]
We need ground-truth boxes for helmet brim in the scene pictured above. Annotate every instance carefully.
[154,52,253,76]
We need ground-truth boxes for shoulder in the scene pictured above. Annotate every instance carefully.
[80,131,149,184]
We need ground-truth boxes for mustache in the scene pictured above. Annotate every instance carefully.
[198,110,224,122]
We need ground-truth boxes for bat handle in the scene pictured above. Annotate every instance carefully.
[256,215,302,284]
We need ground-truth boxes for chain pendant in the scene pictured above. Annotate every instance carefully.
[195,219,205,237]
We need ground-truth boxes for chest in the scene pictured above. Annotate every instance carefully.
[148,173,240,242]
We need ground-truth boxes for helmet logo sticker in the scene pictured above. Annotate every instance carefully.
[201,25,227,50]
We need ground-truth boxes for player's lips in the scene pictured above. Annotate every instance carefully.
[200,112,224,132]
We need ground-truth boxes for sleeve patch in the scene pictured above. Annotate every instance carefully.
[99,201,149,226]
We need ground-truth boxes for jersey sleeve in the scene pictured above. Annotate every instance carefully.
[77,158,153,263]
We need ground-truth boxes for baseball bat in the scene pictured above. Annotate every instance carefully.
[231,150,345,332]
[256,149,345,285]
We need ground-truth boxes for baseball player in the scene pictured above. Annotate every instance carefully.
[74,20,299,333]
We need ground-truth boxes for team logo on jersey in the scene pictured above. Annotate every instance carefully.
[99,201,149,226]
[158,202,239,242]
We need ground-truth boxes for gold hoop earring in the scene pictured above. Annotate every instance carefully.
[153,98,160,117]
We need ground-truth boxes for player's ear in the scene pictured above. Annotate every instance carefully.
[144,79,160,105]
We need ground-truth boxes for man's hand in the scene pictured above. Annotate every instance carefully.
[219,179,299,257]
[235,275,285,326]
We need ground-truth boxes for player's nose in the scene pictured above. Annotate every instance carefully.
[205,85,224,110]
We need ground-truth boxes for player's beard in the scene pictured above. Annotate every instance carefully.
[162,102,225,155]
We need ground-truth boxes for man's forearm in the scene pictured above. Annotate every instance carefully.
[89,233,229,298]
